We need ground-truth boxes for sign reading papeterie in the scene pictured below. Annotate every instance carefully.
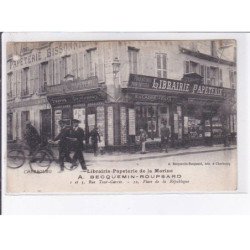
[128,74,234,98]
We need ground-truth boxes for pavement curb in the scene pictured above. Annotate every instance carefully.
[91,146,237,162]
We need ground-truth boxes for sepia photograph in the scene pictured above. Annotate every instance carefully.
[5,38,237,193]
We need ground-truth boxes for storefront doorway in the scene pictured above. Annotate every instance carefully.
[21,111,30,138]
[40,109,52,139]
[135,104,170,139]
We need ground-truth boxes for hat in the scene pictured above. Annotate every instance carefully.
[26,121,31,125]
[72,119,81,123]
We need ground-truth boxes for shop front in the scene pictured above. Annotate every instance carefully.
[47,77,108,147]
[122,73,235,148]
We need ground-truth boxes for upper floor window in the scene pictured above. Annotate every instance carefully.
[185,61,221,86]
[156,53,167,78]
[185,61,200,74]
[229,70,237,89]
[41,62,48,92]
[7,73,13,98]
[210,66,219,86]
[61,55,71,80]
[86,48,97,78]
[128,47,139,74]
[21,67,29,96]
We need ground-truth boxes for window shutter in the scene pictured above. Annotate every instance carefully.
[12,72,16,97]
[16,69,21,97]
[60,58,65,80]
[48,60,54,86]
[32,65,40,94]
[84,52,88,79]
[54,58,60,85]
[98,53,105,83]
[66,55,73,76]
[71,54,78,78]
[77,52,84,79]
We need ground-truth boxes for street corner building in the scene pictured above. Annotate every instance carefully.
[6,40,237,151]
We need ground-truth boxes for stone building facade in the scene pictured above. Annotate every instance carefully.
[7,40,237,149]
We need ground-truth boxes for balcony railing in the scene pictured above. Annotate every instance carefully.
[47,76,100,95]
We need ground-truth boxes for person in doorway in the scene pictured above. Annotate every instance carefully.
[70,119,87,171]
[52,120,72,172]
[89,125,101,156]
[139,128,147,154]
[160,121,171,153]
[24,121,41,156]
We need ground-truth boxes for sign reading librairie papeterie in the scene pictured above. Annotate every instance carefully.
[128,74,233,98]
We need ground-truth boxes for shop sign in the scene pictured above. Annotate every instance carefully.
[128,93,171,103]
[8,98,48,108]
[129,74,228,98]
[8,42,87,71]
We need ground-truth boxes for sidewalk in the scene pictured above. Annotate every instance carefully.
[86,144,236,162]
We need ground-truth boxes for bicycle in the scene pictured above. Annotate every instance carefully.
[7,140,54,173]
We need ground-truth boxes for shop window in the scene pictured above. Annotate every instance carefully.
[156,53,167,78]
[86,48,97,78]
[128,47,139,74]
[21,67,29,96]
[229,70,236,89]
[62,107,71,126]
[40,62,48,92]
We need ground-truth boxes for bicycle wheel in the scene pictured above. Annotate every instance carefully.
[64,162,78,171]
[29,150,53,173]
[7,149,25,169]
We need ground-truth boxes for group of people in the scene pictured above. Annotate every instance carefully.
[139,122,171,154]
[24,119,101,172]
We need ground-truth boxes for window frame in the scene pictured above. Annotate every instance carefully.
[156,53,167,78]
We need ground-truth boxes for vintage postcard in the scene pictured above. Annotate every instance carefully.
[4,36,237,193]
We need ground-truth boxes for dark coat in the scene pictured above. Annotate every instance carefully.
[25,125,41,147]
[71,127,85,151]
[89,128,101,143]
[54,127,71,151]
[160,126,170,140]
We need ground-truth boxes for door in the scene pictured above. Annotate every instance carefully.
[40,109,52,139]
[21,111,30,138]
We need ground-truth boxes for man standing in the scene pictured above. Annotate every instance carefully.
[53,120,72,172]
[89,125,101,156]
[70,119,87,171]
[24,121,41,156]
[160,121,171,153]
